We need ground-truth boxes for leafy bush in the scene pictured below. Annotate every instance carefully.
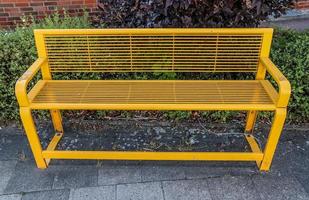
[0,11,92,122]
[270,29,309,122]
[99,0,293,28]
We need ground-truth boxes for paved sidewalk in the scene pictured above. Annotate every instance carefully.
[261,18,309,31]
[0,120,309,200]
[260,9,309,31]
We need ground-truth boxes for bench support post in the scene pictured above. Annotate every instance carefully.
[20,107,47,169]
[245,60,266,133]
[245,111,258,133]
[50,110,63,133]
[260,108,286,171]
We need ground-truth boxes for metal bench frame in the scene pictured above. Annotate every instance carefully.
[15,28,291,171]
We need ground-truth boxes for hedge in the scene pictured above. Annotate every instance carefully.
[0,12,308,124]
[270,29,309,122]
[0,11,92,123]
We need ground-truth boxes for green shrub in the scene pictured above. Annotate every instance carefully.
[270,29,309,122]
[0,11,92,122]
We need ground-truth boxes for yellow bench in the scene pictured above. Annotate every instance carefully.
[15,28,291,171]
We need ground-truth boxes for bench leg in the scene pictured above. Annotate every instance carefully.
[245,111,258,133]
[20,107,47,169]
[50,110,63,133]
[259,108,287,171]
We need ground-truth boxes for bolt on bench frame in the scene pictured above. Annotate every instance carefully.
[15,28,291,171]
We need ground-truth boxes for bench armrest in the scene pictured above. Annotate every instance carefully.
[15,58,47,106]
[260,57,291,108]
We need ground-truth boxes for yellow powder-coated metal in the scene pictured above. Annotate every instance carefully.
[15,28,291,171]
[42,151,264,161]
[29,80,276,110]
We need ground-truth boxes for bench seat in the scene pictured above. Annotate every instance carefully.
[29,80,277,110]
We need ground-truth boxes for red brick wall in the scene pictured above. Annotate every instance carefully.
[0,0,97,28]
[295,0,309,9]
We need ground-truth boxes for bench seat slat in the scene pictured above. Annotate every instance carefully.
[29,80,277,110]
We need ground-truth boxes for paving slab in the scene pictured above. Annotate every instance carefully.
[21,189,69,200]
[51,165,98,189]
[0,135,32,161]
[184,166,230,179]
[69,186,116,200]
[162,179,212,200]
[141,165,186,182]
[253,174,309,200]
[261,18,309,31]
[296,175,309,196]
[0,161,17,194]
[98,165,141,185]
[116,182,164,200]
[0,194,22,200]
[4,161,54,194]
[228,166,259,176]
[207,176,261,200]
[271,133,309,194]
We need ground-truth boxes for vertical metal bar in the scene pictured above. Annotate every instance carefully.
[172,34,175,71]
[87,35,92,71]
[255,63,267,80]
[20,107,47,169]
[50,110,63,133]
[34,31,51,80]
[260,30,273,57]
[256,30,273,77]
[214,34,219,72]
[245,111,258,133]
[129,35,133,71]
[260,108,287,171]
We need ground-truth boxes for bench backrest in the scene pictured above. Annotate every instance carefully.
[34,28,273,73]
